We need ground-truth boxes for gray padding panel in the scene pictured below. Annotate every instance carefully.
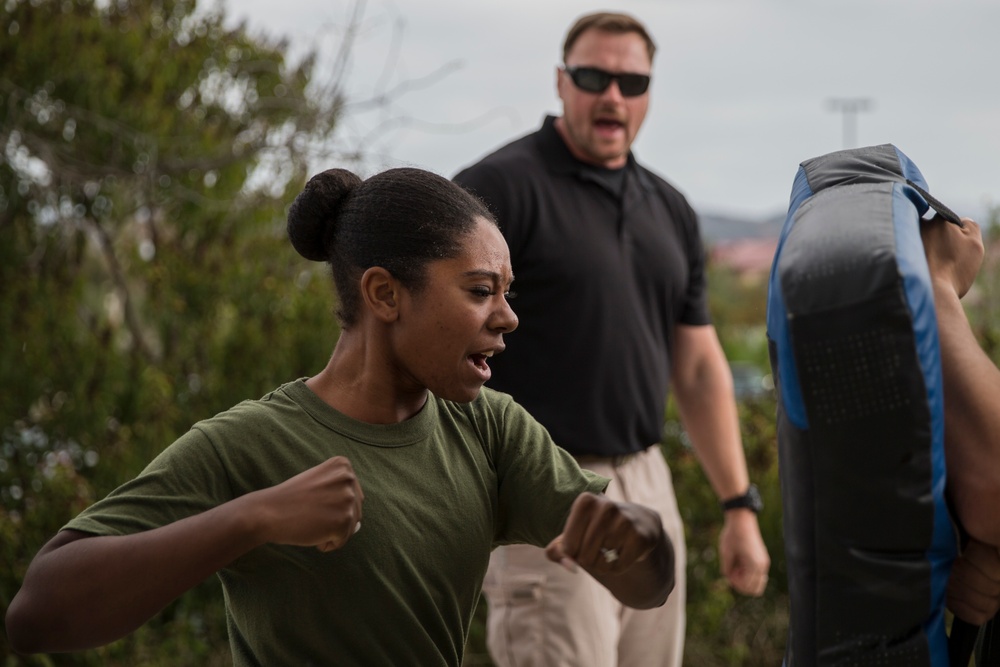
[803,144,904,193]
[780,182,899,314]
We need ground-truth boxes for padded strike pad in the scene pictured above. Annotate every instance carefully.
[767,145,956,666]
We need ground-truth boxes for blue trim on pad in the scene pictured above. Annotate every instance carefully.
[767,166,813,430]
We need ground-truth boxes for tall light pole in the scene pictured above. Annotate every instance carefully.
[827,97,874,149]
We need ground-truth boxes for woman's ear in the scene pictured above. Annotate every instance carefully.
[360,266,401,323]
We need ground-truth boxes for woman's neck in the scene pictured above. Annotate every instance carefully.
[306,331,428,424]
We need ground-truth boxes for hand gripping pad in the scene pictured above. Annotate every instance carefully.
[766,145,957,666]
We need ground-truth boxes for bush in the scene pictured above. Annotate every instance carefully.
[663,395,787,666]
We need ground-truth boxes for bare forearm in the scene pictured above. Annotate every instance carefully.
[934,281,1000,545]
[670,327,770,592]
[674,359,749,500]
[9,453,362,654]
[7,493,266,654]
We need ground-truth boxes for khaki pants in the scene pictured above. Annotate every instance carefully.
[483,446,686,667]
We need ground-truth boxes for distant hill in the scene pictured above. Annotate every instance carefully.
[697,210,783,276]
[698,199,995,244]
[698,211,784,244]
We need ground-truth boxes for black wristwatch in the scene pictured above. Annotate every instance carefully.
[720,484,763,514]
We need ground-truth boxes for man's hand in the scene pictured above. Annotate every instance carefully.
[719,510,771,596]
[921,214,984,299]
[948,539,1000,625]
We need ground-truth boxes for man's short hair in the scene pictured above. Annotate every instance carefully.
[562,12,656,62]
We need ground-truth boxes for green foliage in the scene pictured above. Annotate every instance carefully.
[663,396,787,666]
[685,262,786,664]
[706,262,771,371]
[1,0,339,662]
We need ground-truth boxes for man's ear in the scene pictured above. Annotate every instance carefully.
[555,65,568,102]
[360,266,401,323]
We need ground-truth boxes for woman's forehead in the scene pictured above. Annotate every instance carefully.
[451,219,513,280]
[469,218,511,260]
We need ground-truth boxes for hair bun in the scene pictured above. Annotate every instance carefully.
[287,168,363,262]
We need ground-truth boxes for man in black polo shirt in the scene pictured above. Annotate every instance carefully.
[454,11,770,667]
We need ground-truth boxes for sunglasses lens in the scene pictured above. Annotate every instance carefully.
[567,68,650,97]
[617,74,650,97]
[572,68,611,93]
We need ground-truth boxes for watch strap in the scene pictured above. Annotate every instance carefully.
[720,483,763,514]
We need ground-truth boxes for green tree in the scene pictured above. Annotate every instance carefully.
[664,257,786,665]
[1,1,343,662]
[706,261,771,371]
[663,396,787,667]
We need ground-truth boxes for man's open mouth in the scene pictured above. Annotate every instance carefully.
[595,118,624,131]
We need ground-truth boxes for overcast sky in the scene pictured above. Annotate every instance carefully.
[225,0,1000,221]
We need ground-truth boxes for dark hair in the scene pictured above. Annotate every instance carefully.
[563,12,656,62]
[287,167,496,328]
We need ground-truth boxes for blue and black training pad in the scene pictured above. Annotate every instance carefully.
[766,144,959,665]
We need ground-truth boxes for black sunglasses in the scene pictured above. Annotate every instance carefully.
[562,66,651,97]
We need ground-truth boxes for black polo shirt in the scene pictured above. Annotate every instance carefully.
[454,115,710,457]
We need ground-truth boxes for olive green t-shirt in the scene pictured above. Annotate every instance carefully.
[66,380,608,666]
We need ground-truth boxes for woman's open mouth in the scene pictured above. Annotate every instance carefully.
[468,353,492,381]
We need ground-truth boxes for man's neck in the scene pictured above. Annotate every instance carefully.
[553,116,627,170]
